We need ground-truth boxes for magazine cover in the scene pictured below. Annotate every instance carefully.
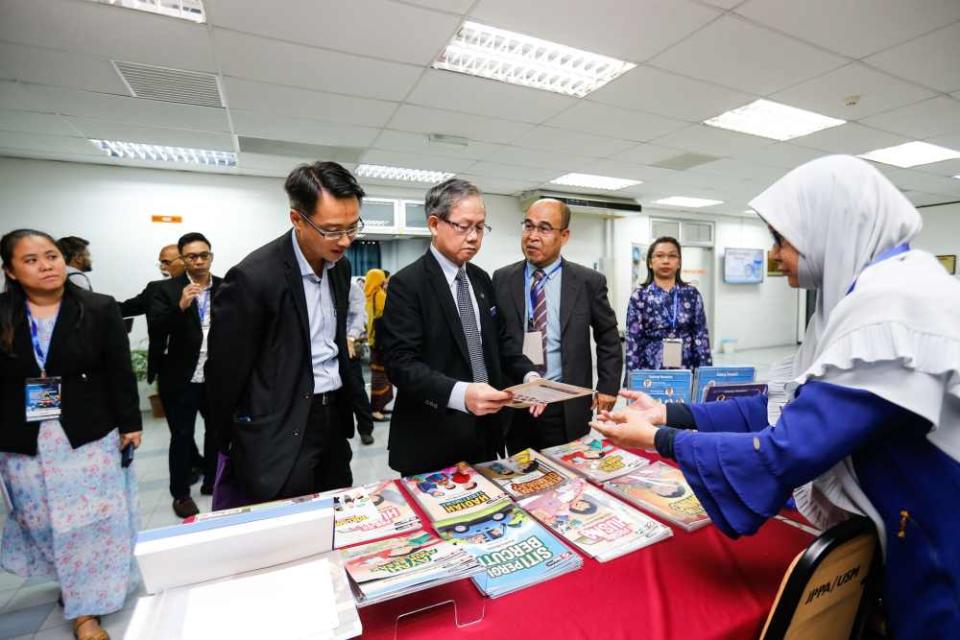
[541,433,650,483]
[402,462,512,527]
[627,369,693,404]
[603,461,711,532]
[519,479,672,562]
[693,366,756,402]
[333,481,422,548]
[703,383,768,403]
[438,505,581,598]
[474,449,577,499]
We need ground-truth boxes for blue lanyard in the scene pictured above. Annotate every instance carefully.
[26,307,58,376]
[846,243,910,294]
[646,284,680,331]
[195,286,210,324]
[526,262,562,326]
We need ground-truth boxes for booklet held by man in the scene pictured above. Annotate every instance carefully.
[505,378,593,408]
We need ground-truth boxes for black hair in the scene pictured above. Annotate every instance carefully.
[284,161,365,217]
[569,498,598,515]
[424,178,481,222]
[641,236,687,288]
[177,232,212,253]
[55,236,89,264]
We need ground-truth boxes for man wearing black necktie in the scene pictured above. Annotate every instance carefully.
[379,179,540,476]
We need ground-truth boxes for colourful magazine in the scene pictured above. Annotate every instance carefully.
[541,433,650,483]
[627,369,693,404]
[603,461,711,532]
[332,481,422,549]
[402,462,512,528]
[474,449,577,499]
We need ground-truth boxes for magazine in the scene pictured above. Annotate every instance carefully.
[541,433,650,483]
[332,481,422,548]
[474,449,577,499]
[627,369,693,404]
[402,462,512,528]
[437,505,582,598]
[519,479,672,562]
[603,461,711,532]
[702,383,768,403]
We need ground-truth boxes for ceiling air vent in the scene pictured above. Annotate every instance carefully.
[651,153,719,171]
[113,61,223,108]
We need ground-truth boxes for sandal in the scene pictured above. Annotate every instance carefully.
[73,615,110,640]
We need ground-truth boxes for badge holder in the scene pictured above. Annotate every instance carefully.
[359,578,487,639]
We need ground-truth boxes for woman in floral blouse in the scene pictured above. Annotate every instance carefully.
[625,237,712,373]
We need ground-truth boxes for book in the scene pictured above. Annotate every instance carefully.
[541,433,650,483]
[627,369,694,404]
[703,382,768,403]
[437,505,582,598]
[474,449,578,499]
[693,366,756,402]
[519,479,673,562]
[603,461,711,532]
[332,481,422,548]
[343,531,483,606]
[402,462,512,528]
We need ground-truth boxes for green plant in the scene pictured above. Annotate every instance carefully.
[130,349,149,382]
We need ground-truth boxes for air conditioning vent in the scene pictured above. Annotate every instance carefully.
[517,190,642,217]
[113,61,223,108]
[651,152,719,171]
[237,137,364,165]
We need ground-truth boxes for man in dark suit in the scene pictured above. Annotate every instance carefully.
[379,178,540,477]
[492,198,622,453]
[205,161,364,505]
[148,232,221,517]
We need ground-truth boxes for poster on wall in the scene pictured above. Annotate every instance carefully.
[937,255,956,275]
[631,244,648,290]
[724,248,764,284]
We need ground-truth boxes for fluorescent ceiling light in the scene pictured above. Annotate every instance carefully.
[550,173,641,191]
[84,0,205,22]
[433,21,636,98]
[90,139,235,166]
[654,196,723,208]
[704,99,845,141]
[858,141,960,168]
[356,164,454,183]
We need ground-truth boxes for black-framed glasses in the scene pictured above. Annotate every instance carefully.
[441,218,491,237]
[520,221,566,236]
[181,252,213,263]
[296,209,365,240]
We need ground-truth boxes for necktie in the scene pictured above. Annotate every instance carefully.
[532,268,548,373]
[455,268,488,383]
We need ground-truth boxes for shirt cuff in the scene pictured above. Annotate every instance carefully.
[523,371,542,383]
[448,381,469,413]
[665,403,697,429]
[654,427,679,459]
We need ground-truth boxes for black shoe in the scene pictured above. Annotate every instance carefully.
[360,432,375,445]
[200,483,214,496]
[173,497,199,518]
[190,467,202,485]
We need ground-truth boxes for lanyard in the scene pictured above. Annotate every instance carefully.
[196,287,210,325]
[26,306,58,376]
[526,262,562,326]
[646,284,680,331]
[846,243,910,294]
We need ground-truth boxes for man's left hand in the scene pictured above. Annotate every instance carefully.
[592,392,617,412]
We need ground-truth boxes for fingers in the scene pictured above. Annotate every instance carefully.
[619,389,644,401]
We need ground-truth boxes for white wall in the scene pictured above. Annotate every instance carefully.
[913,201,960,280]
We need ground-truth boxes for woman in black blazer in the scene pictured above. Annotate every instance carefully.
[0,229,142,640]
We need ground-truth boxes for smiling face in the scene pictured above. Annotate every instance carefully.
[769,227,801,288]
[3,234,67,296]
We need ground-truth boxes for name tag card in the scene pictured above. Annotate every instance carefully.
[662,339,682,369]
[25,377,61,422]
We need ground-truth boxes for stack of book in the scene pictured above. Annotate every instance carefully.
[542,433,650,483]
[402,462,512,528]
[519,478,672,562]
[343,531,483,606]
[604,461,711,532]
[331,480,422,548]
[474,449,577,499]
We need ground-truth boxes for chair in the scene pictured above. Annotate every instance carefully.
[760,517,881,640]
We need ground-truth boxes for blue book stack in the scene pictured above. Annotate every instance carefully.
[693,366,756,402]
[627,369,693,404]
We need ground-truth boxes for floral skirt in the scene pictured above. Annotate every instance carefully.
[0,421,139,618]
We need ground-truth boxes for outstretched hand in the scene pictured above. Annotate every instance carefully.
[590,410,658,450]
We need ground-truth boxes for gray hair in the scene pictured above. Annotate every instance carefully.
[424,178,481,222]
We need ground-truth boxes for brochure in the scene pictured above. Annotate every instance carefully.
[627,369,693,404]
[504,378,594,409]
[693,366,756,402]
[703,382,768,403]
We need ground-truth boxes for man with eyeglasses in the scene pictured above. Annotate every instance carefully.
[379,178,541,476]
[120,244,185,316]
[205,161,365,506]
[148,232,221,517]
[492,198,622,453]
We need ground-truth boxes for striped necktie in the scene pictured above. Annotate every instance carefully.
[531,268,548,373]
[455,268,488,383]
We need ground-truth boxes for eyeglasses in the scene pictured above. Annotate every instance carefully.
[181,252,213,263]
[520,221,566,236]
[296,209,364,240]
[441,218,491,237]
[652,253,680,261]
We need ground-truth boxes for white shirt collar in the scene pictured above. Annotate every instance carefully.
[187,272,213,290]
[429,243,463,287]
[291,228,335,279]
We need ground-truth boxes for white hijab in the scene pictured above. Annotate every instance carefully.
[749,155,960,544]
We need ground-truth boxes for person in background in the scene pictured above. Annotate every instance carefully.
[624,237,711,374]
[346,275,375,445]
[364,268,392,422]
[592,156,960,640]
[56,235,93,291]
[120,244,185,317]
[0,229,141,640]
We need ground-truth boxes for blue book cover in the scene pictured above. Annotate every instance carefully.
[694,366,756,402]
[627,369,693,404]
[703,383,768,403]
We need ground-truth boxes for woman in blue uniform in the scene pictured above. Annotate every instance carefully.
[593,156,959,640]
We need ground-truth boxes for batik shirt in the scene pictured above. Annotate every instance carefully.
[625,283,712,371]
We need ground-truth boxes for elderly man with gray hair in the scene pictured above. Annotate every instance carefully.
[379,178,541,476]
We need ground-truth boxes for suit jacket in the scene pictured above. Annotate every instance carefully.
[147,273,222,395]
[204,232,356,501]
[0,285,142,455]
[492,258,622,442]
[379,249,535,475]
[120,279,166,383]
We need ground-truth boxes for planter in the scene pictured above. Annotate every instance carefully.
[149,394,165,419]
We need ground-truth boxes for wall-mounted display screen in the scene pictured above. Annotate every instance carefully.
[724,248,764,284]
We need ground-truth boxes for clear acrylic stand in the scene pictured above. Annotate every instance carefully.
[393,594,486,639]
[357,578,486,639]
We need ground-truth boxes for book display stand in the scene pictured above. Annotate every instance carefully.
[360,579,487,639]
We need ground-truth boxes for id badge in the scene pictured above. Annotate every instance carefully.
[25,377,62,422]
[522,331,545,366]
[661,339,682,369]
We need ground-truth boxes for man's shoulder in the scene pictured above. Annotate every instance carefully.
[391,252,429,283]
[230,233,289,278]
[563,259,606,284]
[492,259,524,284]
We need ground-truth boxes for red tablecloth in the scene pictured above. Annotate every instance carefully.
[357,455,815,640]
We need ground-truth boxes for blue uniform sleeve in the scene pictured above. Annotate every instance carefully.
[673,381,916,538]
[688,394,770,433]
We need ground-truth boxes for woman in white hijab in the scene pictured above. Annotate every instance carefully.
[593,155,959,639]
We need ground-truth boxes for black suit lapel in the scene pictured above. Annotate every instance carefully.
[559,258,579,334]
[467,265,495,347]
[509,261,526,329]
[281,234,312,355]
[43,293,79,374]
[424,251,470,363]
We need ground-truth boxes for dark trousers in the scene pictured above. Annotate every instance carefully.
[276,394,353,499]
[346,359,373,436]
[507,402,572,455]
[161,383,217,499]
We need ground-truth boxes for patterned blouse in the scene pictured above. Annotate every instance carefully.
[625,282,712,372]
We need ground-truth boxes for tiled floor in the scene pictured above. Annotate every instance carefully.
[0,344,797,638]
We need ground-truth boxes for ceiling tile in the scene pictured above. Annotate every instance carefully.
[876,166,960,196]
[205,0,459,65]
[905,191,954,206]
[771,63,936,120]
[651,124,773,157]
[691,158,785,183]
[466,162,560,183]
[513,126,635,157]
[0,108,76,136]
[0,130,100,156]
[699,0,745,8]
[588,65,755,123]
[0,80,56,112]
[793,123,908,155]
[484,146,596,171]
[65,118,235,151]
[866,23,960,93]
[405,70,576,124]
[213,29,423,102]
[231,110,381,147]
[545,102,687,142]
[732,142,825,170]
[372,130,507,161]
[358,149,475,173]
[861,97,960,139]
[469,0,719,62]
[0,43,129,95]
[399,0,474,14]
[387,105,535,145]
[456,173,539,196]
[650,16,846,95]
[221,77,396,127]
[736,0,960,58]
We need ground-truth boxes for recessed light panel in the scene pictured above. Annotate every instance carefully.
[91,139,235,166]
[85,0,205,23]
[704,99,845,141]
[859,141,960,168]
[356,164,454,183]
[550,173,641,190]
[654,196,723,208]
